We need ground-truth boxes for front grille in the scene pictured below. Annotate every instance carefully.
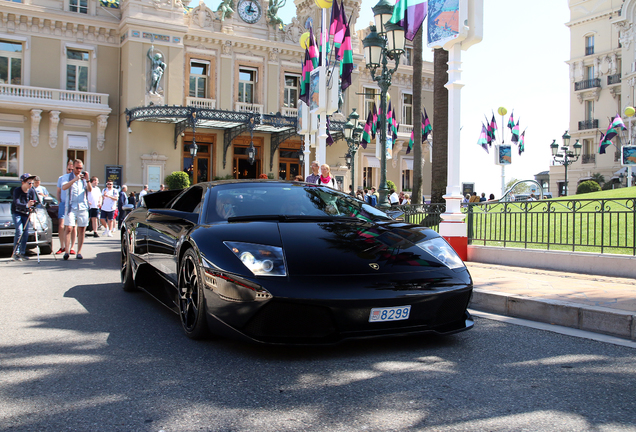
[242,301,338,342]
[434,290,472,325]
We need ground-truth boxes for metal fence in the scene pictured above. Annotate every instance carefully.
[397,198,636,255]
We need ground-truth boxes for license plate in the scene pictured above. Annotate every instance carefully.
[0,229,14,237]
[369,305,411,322]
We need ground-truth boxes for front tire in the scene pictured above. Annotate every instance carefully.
[121,230,137,292]
[178,249,209,340]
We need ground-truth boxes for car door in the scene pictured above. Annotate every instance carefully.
[146,186,203,286]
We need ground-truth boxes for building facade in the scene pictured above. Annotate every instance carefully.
[0,0,434,198]
[562,0,633,195]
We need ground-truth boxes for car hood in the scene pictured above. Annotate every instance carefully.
[195,219,461,278]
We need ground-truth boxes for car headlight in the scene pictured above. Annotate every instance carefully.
[416,237,465,269]
[224,241,287,277]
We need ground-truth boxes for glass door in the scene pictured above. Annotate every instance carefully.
[183,142,211,184]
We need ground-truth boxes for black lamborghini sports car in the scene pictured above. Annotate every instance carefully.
[121,180,473,344]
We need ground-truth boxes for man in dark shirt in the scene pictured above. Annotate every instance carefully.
[305,160,320,184]
[11,173,38,261]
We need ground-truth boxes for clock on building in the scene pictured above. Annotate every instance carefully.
[237,0,262,24]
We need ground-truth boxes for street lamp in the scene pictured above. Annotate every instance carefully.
[550,130,581,196]
[363,2,405,208]
[247,140,256,165]
[344,108,363,194]
[189,140,198,158]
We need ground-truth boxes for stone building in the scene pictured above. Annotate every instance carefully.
[562,0,634,195]
[0,0,433,198]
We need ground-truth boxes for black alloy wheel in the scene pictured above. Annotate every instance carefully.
[178,249,209,339]
[121,230,137,292]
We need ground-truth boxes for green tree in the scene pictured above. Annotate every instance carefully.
[577,180,601,194]
[387,180,396,191]
[505,178,530,194]
[591,173,605,186]
[411,28,423,204]
[431,48,448,204]
[165,171,190,190]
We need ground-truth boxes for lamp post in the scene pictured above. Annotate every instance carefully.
[344,108,363,195]
[362,2,405,208]
[550,131,581,196]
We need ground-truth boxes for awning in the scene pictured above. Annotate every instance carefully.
[68,135,89,150]
[364,155,380,168]
[402,158,413,170]
[614,166,628,176]
[0,130,20,146]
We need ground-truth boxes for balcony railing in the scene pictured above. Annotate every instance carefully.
[235,102,263,114]
[585,46,594,55]
[398,124,413,134]
[281,107,298,117]
[608,73,621,85]
[0,83,109,105]
[574,78,601,91]
[186,97,216,109]
[578,119,598,130]
[582,154,596,164]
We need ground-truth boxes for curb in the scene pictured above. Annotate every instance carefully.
[470,289,636,341]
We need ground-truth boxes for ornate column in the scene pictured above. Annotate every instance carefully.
[30,109,42,147]
[97,114,108,151]
[49,111,61,148]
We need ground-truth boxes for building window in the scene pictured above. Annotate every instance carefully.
[585,65,594,81]
[585,100,593,121]
[585,35,594,56]
[404,48,412,66]
[189,61,208,98]
[402,170,411,190]
[66,50,89,92]
[363,167,373,188]
[238,68,256,104]
[0,145,18,176]
[363,88,376,120]
[0,41,22,85]
[284,74,300,108]
[67,149,86,164]
[69,0,88,13]
[402,93,413,125]
[583,139,593,155]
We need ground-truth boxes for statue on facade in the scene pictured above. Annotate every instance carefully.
[283,16,303,43]
[216,0,234,21]
[147,47,166,94]
[267,0,285,30]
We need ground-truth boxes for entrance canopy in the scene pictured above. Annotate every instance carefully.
[125,105,344,171]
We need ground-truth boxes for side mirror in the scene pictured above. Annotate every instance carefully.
[122,204,134,212]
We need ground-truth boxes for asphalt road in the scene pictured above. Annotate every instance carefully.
[1,236,635,432]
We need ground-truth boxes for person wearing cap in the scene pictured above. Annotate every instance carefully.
[11,173,38,261]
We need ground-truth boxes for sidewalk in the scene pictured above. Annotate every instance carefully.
[466,262,636,341]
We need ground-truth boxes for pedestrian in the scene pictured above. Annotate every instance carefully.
[139,185,149,206]
[404,193,411,204]
[11,173,38,261]
[488,193,496,201]
[479,192,487,202]
[371,187,379,202]
[314,164,338,189]
[128,191,137,207]
[56,160,75,255]
[61,159,91,260]
[87,176,102,237]
[388,189,399,206]
[469,192,480,203]
[118,185,128,230]
[100,180,118,237]
[160,184,165,191]
[33,176,49,203]
[305,160,320,184]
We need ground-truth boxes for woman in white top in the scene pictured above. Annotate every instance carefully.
[100,181,119,237]
[314,164,338,190]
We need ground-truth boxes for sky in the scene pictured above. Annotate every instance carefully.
[204,0,571,197]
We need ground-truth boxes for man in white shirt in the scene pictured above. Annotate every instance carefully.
[87,177,102,238]
[139,185,149,198]
[100,181,119,237]
[389,189,399,206]
[61,159,91,260]
[33,176,49,203]
[56,160,75,255]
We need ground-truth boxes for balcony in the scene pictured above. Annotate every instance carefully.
[607,73,621,85]
[585,46,594,56]
[186,97,216,109]
[281,107,298,117]
[574,78,601,91]
[0,83,110,115]
[582,154,596,164]
[398,124,413,134]
[578,119,598,130]
[235,102,263,114]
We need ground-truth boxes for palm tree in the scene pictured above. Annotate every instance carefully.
[411,29,423,204]
[591,172,605,186]
[431,48,448,204]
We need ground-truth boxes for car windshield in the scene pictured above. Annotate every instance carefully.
[0,182,20,203]
[206,182,392,223]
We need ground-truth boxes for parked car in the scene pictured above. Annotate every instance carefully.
[0,180,53,254]
[42,196,59,234]
[121,180,474,344]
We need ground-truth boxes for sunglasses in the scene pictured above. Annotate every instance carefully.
[27,181,34,185]
[107,183,113,186]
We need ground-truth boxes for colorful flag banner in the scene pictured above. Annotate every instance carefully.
[478,124,489,153]
[406,110,432,154]
[518,129,526,155]
[299,49,312,105]
[507,112,515,131]
[339,17,353,91]
[511,120,520,143]
[600,114,626,154]
[389,0,428,41]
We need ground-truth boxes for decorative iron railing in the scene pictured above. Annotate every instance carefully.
[608,73,621,85]
[578,119,598,130]
[396,198,636,255]
[574,78,601,91]
[582,153,596,164]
